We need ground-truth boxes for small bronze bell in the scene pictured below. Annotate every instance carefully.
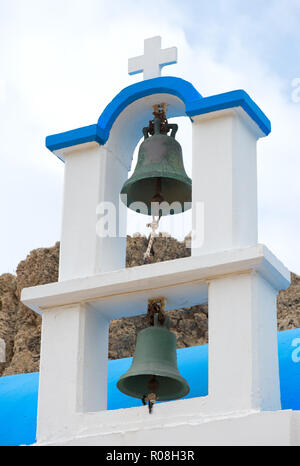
[117,313,190,409]
[121,105,192,216]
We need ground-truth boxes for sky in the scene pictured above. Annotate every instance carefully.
[0,0,299,275]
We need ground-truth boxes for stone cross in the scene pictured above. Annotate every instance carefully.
[128,36,177,80]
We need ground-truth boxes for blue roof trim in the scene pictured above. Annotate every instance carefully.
[186,90,271,135]
[46,124,108,152]
[46,79,271,154]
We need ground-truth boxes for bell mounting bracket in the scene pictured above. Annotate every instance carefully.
[147,297,170,328]
[143,103,178,139]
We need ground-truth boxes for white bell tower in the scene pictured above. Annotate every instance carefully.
[21,37,298,446]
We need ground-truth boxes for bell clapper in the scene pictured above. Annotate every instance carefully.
[141,393,157,414]
[140,300,166,413]
[142,375,159,414]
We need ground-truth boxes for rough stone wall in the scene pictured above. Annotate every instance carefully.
[6,243,60,376]
[0,274,18,376]
[0,237,299,376]
[277,272,300,330]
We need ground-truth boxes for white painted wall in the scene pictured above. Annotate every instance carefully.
[192,109,259,255]
[208,271,281,413]
[39,410,299,446]
[59,143,128,281]
[37,303,109,442]
[37,305,83,441]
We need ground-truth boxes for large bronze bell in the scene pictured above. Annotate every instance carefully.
[117,315,190,404]
[121,105,192,216]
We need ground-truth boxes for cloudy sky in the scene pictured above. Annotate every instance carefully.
[0,0,299,276]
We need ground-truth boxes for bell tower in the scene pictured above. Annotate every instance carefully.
[21,37,294,446]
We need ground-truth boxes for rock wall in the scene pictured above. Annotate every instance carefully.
[0,243,59,376]
[0,274,18,375]
[0,237,299,376]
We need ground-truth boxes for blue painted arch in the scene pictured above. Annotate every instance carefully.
[97,76,202,141]
[46,76,271,154]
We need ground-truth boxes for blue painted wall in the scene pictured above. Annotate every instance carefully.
[0,328,299,446]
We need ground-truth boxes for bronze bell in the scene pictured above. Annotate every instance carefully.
[121,105,192,216]
[117,314,190,407]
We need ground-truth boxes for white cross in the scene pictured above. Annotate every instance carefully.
[128,36,177,80]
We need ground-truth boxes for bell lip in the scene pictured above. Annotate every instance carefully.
[120,174,192,216]
[117,367,190,402]
[117,371,190,401]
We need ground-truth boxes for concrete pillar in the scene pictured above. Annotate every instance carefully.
[207,271,281,413]
[192,109,259,255]
[37,303,109,442]
[59,143,128,281]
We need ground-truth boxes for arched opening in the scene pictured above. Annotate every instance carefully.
[103,90,194,265]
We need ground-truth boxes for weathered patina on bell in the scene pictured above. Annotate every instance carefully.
[117,314,190,403]
[121,105,192,216]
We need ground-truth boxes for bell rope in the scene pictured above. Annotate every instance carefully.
[144,214,161,261]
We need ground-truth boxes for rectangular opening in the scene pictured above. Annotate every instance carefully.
[107,303,209,411]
